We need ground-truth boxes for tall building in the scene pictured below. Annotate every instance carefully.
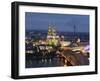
[47,24,59,46]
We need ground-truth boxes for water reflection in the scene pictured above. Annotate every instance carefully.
[26,56,65,68]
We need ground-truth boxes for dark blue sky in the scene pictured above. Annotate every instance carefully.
[25,12,89,32]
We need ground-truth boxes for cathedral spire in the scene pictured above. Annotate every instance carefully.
[47,23,59,46]
[47,23,56,36]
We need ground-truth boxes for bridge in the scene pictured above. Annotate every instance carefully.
[26,45,89,68]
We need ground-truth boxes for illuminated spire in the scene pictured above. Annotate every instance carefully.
[47,23,56,36]
[47,24,52,36]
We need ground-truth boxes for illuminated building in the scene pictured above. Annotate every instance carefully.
[47,24,59,46]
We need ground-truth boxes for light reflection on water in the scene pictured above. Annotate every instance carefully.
[26,57,66,68]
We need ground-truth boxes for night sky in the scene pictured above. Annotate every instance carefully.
[25,12,89,33]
